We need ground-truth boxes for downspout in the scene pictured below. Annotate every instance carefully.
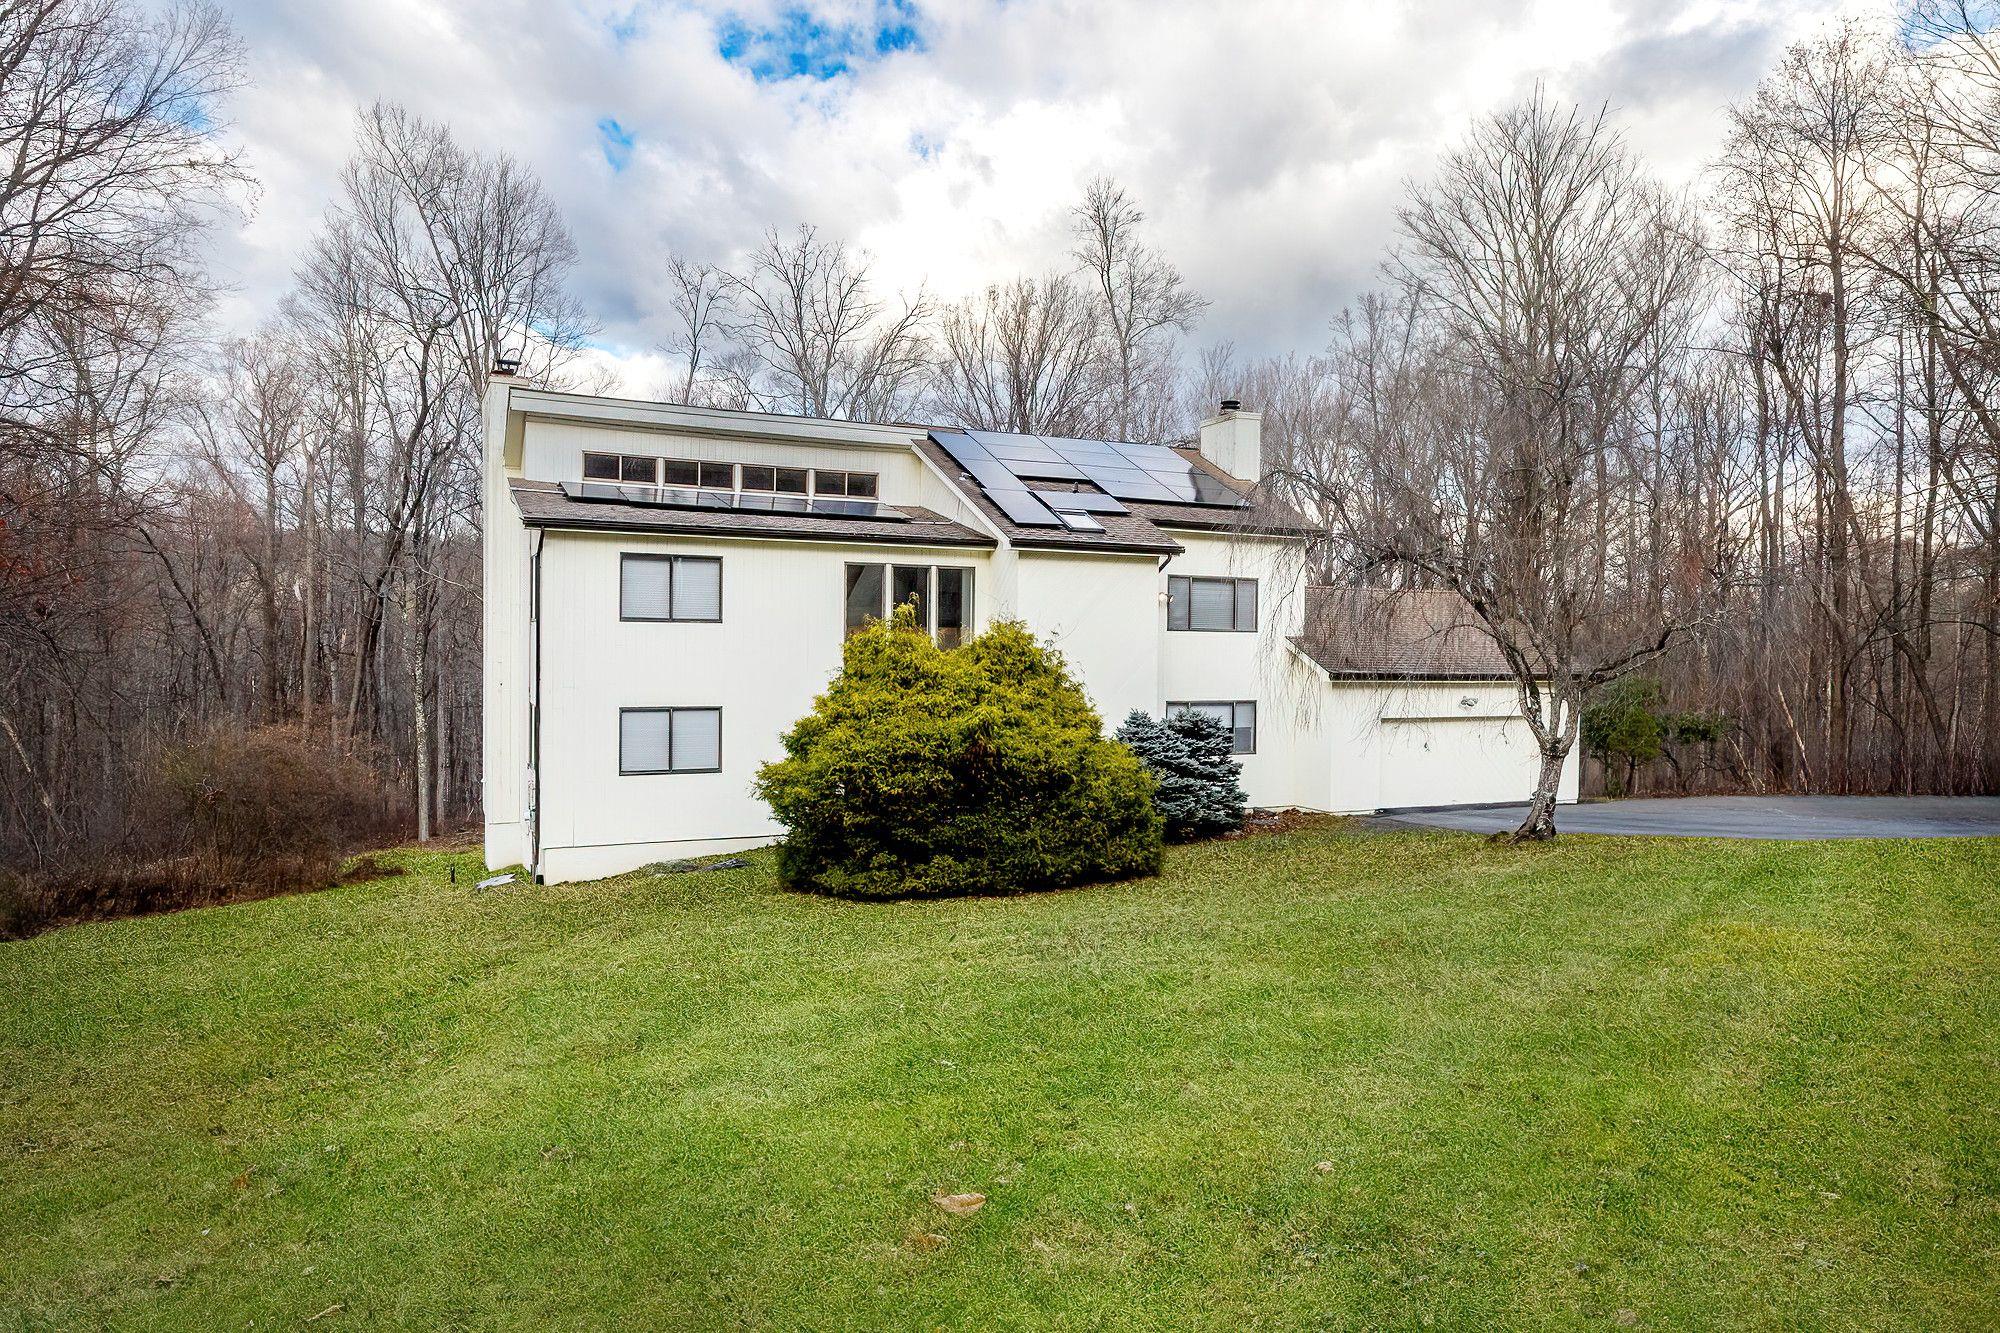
[529,529,545,882]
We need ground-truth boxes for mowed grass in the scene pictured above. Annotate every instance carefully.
[3,826,1997,1330]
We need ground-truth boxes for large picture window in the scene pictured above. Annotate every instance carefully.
[1167,700,1257,755]
[619,707,723,774]
[844,562,973,644]
[621,554,722,622]
[1168,576,1257,632]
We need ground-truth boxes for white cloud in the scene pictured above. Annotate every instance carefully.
[200,0,1861,396]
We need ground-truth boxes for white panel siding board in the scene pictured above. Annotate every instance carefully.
[482,381,533,870]
[1161,532,1318,810]
[532,530,997,883]
[1013,551,1161,730]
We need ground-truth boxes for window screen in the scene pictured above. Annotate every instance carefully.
[1168,576,1257,631]
[662,458,699,487]
[739,464,776,492]
[620,556,672,621]
[775,466,809,494]
[935,568,972,648]
[621,554,721,622]
[670,708,722,771]
[620,708,672,772]
[620,455,657,483]
[583,452,621,481]
[620,707,722,774]
[672,558,722,620]
[1167,700,1257,755]
[844,563,885,636]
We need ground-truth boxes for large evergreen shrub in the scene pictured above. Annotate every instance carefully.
[754,609,1163,899]
[1116,709,1248,841]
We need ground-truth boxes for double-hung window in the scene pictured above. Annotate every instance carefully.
[844,563,973,645]
[620,554,722,622]
[619,707,722,774]
[1168,576,1257,631]
[1167,700,1258,755]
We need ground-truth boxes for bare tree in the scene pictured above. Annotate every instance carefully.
[1289,93,1714,839]
[1070,177,1206,440]
[926,274,1107,433]
[658,256,732,403]
[719,225,929,422]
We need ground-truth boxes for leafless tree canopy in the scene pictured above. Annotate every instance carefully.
[2,1,1996,881]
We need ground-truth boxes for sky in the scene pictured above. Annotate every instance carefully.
[203,0,1870,396]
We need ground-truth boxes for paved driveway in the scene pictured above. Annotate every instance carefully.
[1377,795,2000,840]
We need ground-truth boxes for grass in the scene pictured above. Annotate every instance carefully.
[2,825,1997,1330]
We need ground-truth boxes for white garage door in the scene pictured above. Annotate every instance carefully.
[1379,717,1539,810]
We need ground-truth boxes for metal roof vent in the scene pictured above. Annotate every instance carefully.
[1219,398,1241,412]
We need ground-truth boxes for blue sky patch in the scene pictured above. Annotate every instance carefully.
[597,117,636,172]
[716,1,924,82]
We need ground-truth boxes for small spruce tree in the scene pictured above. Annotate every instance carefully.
[1116,709,1248,841]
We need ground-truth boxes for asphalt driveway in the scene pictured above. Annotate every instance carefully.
[1376,795,2000,840]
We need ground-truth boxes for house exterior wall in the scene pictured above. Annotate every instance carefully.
[1158,532,1324,810]
[532,528,995,883]
[1314,679,1582,814]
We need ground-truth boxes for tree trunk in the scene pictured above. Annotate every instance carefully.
[1508,740,1572,842]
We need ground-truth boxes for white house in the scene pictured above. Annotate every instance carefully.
[481,376,1578,883]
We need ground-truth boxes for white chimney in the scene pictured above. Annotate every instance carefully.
[1198,399,1263,483]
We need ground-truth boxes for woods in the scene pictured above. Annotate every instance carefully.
[1,0,1995,889]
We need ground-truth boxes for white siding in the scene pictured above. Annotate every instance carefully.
[1009,550,1161,727]
[533,529,994,881]
[1159,532,1324,810]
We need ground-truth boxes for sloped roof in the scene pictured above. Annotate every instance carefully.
[509,479,994,548]
[912,436,1183,556]
[1292,587,1516,680]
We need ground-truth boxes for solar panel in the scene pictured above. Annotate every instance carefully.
[1031,489,1127,514]
[985,488,1063,526]
[930,427,1248,527]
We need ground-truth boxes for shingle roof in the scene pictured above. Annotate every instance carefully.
[1292,587,1516,680]
[509,478,995,548]
[912,437,1183,556]
[1137,448,1318,537]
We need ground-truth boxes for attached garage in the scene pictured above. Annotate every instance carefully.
[1289,587,1580,815]
[1378,714,1541,809]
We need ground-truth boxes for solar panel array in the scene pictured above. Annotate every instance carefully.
[931,429,1246,528]
[566,481,909,523]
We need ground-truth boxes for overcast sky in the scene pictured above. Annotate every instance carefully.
[204,0,1869,395]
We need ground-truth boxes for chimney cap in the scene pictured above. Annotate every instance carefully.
[492,350,522,377]
[1219,397,1241,412]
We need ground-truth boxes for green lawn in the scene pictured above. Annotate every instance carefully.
[3,826,1997,1329]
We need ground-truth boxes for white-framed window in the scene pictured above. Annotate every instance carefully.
[1167,700,1258,755]
[661,458,737,490]
[620,707,722,774]
[620,554,722,622]
[1168,576,1257,632]
[844,562,974,646]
